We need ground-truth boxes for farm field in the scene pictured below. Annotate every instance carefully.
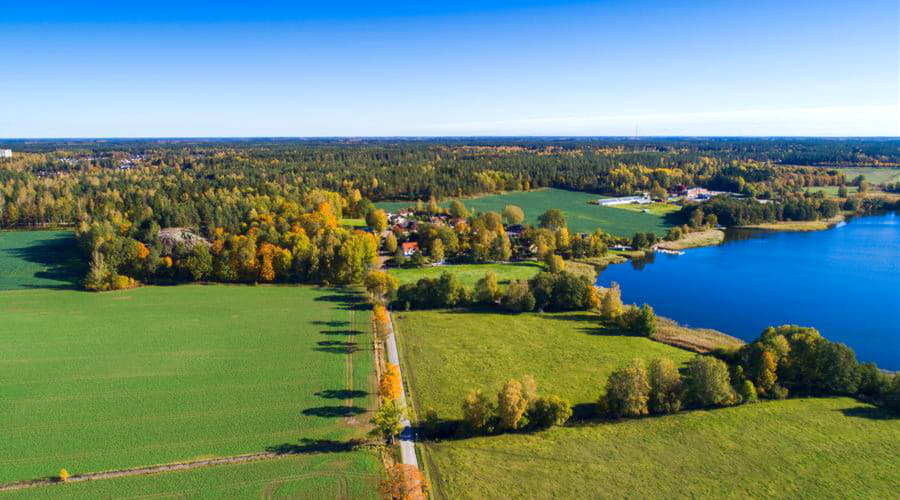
[612,201,681,216]
[805,185,858,197]
[0,284,375,484]
[378,188,675,236]
[422,397,900,499]
[0,231,83,290]
[389,261,543,288]
[392,309,693,419]
[10,452,381,499]
[836,167,900,185]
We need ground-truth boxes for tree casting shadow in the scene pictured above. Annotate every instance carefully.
[3,233,85,289]
[266,438,363,455]
[838,406,898,420]
[315,389,369,399]
[302,405,366,417]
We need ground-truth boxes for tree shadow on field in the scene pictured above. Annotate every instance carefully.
[319,329,362,336]
[312,320,350,327]
[838,406,898,420]
[266,438,363,455]
[315,389,369,399]
[314,344,360,354]
[302,405,367,418]
[314,288,368,311]
[4,233,85,289]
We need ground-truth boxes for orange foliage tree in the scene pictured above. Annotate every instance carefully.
[373,305,391,338]
[379,464,430,500]
[379,363,403,401]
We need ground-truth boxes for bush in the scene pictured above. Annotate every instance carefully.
[496,379,529,431]
[529,271,594,311]
[396,272,470,309]
[474,271,501,304]
[648,358,683,414]
[528,395,572,429]
[604,359,651,418]
[684,356,736,408]
[501,280,536,312]
[461,389,495,434]
[739,380,758,403]
[621,304,656,337]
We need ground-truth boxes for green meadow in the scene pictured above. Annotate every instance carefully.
[836,167,900,185]
[0,284,375,484]
[0,231,83,290]
[393,309,899,499]
[378,188,675,236]
[422,397,899,499]
[389,261,543,289]
[392,309,692,419]
[10,453,381,499]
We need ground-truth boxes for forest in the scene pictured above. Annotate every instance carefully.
[1,138,898,290]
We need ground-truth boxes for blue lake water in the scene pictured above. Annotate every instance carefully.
[597,212,900,370]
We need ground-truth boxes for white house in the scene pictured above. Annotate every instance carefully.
[0,149,12,159]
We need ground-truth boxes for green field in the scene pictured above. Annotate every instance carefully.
[392,309,692,419]
[0,284,376,484]
[422,397,899,499]
[378,188,675,236]
[0,231,83,290]
[390,262,543,289]
[805,185,858,197]
[612,201,681,216]
[9,452,381,499]
[836,167,900,185]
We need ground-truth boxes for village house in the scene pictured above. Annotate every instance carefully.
[401,241,420,256]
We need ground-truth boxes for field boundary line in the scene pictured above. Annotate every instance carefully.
[0,442,378,493]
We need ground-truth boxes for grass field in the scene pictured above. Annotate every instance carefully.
[612,201,681,216]
[392,309,693,419]
[389,261,543,289]
[836,167,900,185]
[805,185,858,197]
[11,452,381,499]
[378,188,675,236]
[0,231,83,290]
[0,284,376,484]
[421,397,900,499]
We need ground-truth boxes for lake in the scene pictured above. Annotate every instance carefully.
[597,212,900,370]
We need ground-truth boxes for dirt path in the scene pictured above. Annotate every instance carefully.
[0,450,324,492]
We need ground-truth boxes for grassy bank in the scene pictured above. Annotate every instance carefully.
[737,214,845,232]
[653,317,744,353]
[657,229,725,250]
[422,397,899,499]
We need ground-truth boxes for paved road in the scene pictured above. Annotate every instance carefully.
[384,313,419,468]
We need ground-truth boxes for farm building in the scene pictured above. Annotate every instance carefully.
[596,194,651,206]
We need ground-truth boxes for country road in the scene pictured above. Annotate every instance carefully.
[384,312,419,468]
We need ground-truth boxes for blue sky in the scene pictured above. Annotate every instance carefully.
[1,1,896,137]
